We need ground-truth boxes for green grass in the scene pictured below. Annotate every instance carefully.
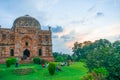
[0,62,88,80]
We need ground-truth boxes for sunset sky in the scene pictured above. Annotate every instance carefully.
[0,0,120,54]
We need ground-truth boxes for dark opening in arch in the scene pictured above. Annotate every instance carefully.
[25,42,28,46]
[10,49,14,56]
[39,49,42,56]
[23,49,30,57]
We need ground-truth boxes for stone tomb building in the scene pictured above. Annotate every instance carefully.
[0,15,54,63]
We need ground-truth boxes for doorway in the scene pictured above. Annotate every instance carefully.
[23,49,30,57]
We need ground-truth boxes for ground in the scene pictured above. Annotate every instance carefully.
[0,62,88,80]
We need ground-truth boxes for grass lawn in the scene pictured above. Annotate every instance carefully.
[0,62,88,80]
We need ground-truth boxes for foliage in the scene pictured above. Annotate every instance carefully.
[48,62,56,75]
[41,59,46,64]
[10,58,16,64]
[6,58,16,67]
[55,56,64,62]
[93,67,109,78]
[81,72,105,80]
[6,59,11,67]
[53,52,72,62]
[113,40,120,54]
[81,67,108,80]
[33,57,40,64]
[66,60,70,66]
[85,46,120,80]
[0,62,87,80]
[72,39,120,80]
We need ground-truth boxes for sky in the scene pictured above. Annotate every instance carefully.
[0,0,120,54]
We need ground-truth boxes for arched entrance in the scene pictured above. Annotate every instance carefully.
[23,49,30,57]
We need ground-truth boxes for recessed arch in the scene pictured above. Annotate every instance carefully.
[23,49,30,57]
[38,49,42,56]
[21,35,32,41]
[10,49,14,56]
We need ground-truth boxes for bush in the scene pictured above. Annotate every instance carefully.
[80,72,95,80]
[93,67,109,78]
[41,59,46,64]
[33,57,40,64]
[81,67,109,80]
[6,58,16,67]
[48,62,56,75]
[6,59,11,67]
[55,56,64,62]
[10,58,16,64]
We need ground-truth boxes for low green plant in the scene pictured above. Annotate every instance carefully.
[93,67,109,78]
[81,67,109,80]
[41,59,46,64]
[80,72,95,80]
[33,57,40,64]
[10,58,16,64]
[6,59,11,67]
[6,58,16,67]
[48,62,56,75]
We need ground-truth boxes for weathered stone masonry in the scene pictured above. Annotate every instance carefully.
[0,15,54,63]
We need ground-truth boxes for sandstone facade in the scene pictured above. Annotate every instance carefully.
[0,15,54,63]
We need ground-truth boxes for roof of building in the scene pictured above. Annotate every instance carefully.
[12,15,41,29]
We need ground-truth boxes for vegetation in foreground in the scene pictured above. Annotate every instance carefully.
[53,39,120,80]
[0,62,88,80]
[72,39,120,80]
[0,39,119,80]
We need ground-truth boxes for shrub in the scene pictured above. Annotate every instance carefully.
[41,59,46,64]
[48,62,56,75]
[6,59,11,67]
[80,72,95,80]
[33,57,40,64]
[67,60,70,66]
[6,58,16,67]
[10,58,16,64]
[93,67,109,78]
[55,56,64,62]
[81,67,109,80]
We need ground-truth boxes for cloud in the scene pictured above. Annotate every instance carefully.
[52,38,73,54]
[60,30,76,41]
[88,5,96,12]
[51,26,63,33]
[70,12,104,26]
[96,12,104,17]
[41,25,49,30]
[70,12,104,25]
[52,34,59,38]
[70,20,86,25]
[106,35,120,42]
[0,10,15,28]
[61,34,75,41]
[0,0,59,28]
[61,35,70,41]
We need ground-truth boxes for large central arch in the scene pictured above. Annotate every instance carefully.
[23,49,30,57]
[20,35,32,57]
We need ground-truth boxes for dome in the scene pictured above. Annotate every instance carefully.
[12,15,41,29]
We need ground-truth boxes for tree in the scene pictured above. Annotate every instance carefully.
[53,52,71,62]
[55,56,64,62]
[113,40,120,54]
[81,67,109,80]
[72,39,120,80]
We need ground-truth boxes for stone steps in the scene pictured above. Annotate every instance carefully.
[19,60,32,64]
[19,58,33,64]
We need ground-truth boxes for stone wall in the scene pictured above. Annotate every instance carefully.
[0,27,54,63]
